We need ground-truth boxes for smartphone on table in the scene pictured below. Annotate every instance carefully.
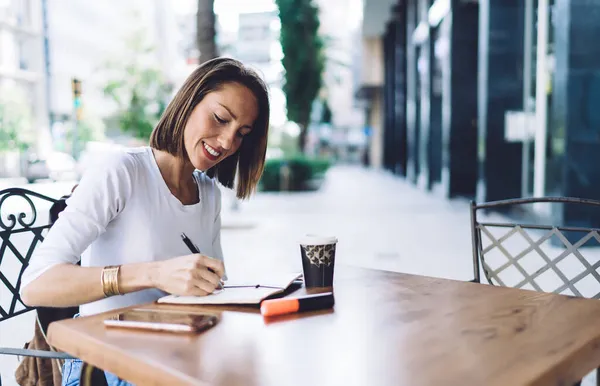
[104,309,218,333]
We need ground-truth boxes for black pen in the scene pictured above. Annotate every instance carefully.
[180,233,223,289]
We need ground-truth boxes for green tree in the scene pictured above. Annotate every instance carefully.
[65,115,105,150]
[0,85,33,152]
[197,0,218,63]
[102,28,173,141]
[275,0,325,151]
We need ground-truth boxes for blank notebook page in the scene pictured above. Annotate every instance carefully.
[157,272,301,305]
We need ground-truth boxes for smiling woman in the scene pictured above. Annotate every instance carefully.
[183,82,257,171]
[150,59,270,202]
[151,58,270,200]
[18,58,270,386]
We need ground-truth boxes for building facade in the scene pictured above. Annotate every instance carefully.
[234,11,287,128]
[0,0,186,174]
[357,0,600,229]
[0,0,49,160]
[47,0,186,145]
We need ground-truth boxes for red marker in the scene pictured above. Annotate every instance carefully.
[260,292,334,317]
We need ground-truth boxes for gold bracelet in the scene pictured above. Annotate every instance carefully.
[107,266,121,296]
[101,265,122,297]
[101,266,112,297]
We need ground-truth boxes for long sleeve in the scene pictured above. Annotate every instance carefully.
[20,151,137,293]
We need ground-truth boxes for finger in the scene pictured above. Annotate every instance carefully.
[195,268,221,288]
[183,281,210,297]
[193,277,219,294]
[200,255,225,278]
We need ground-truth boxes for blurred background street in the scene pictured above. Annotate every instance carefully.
[2,0,600,384]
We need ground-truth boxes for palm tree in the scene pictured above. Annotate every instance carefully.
[197,0,218,63]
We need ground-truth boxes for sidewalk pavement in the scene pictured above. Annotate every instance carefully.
[218,164,477,282]
[0,177,27,190]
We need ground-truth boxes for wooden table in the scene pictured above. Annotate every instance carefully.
[48,265,600,386]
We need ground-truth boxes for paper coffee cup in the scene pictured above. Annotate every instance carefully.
[299,235,338,287]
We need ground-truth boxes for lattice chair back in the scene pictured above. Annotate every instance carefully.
[0,188,61,322]
[470,197,600,299]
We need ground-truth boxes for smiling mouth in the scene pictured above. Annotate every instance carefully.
[202,141,222,160]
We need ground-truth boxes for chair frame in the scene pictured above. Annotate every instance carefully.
[470,196,600,287]
[0,188,107,385]
[470,196,600,386]
[0,188,58,321]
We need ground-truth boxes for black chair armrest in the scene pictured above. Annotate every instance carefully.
[0,347,75,360]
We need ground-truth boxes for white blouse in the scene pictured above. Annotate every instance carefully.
[20,146,225,316]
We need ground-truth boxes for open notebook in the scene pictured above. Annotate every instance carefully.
[157,272,302,305]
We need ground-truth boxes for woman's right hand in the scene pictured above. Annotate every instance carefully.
[151,254,225,296]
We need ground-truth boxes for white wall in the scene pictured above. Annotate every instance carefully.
[362,0,397,38]
[369,92,384,169]
[234,11,286,127]
[316,0,364,131]
[361,37,384,86]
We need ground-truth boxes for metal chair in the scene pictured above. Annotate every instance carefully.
[470,196,600,386]
[0,188,106,386]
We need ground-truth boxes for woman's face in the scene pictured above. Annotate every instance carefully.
[183,81,258,171]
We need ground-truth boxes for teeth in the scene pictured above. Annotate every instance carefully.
[203,142,221,157]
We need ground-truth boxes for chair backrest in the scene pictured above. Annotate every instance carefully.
[470,197,600,299]
[0,188,72,324]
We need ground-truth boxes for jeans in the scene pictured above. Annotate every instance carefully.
[61,358,134,386]
[60,313,134,386]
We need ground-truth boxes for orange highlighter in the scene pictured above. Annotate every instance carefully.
[261,292,335,317]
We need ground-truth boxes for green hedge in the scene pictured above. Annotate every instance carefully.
[260,155,331,191]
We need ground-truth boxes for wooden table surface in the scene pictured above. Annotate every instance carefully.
[48,265,600,386]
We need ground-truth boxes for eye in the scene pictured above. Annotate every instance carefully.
[236,129,252,138]
[214,113,227,124]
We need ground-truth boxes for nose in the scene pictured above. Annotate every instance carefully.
[217,128,236,151]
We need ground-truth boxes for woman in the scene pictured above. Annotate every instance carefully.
[20,57,270,386]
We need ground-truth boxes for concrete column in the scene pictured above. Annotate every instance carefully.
[405,0,419,183]
[549,0,600,231]
[393,2,408,176]
[476,0,524,203]
[439,0,479,198]
[429,22,442,189]
[383,20,396,172]
[416,0,431,189]
[383,2,408,176]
